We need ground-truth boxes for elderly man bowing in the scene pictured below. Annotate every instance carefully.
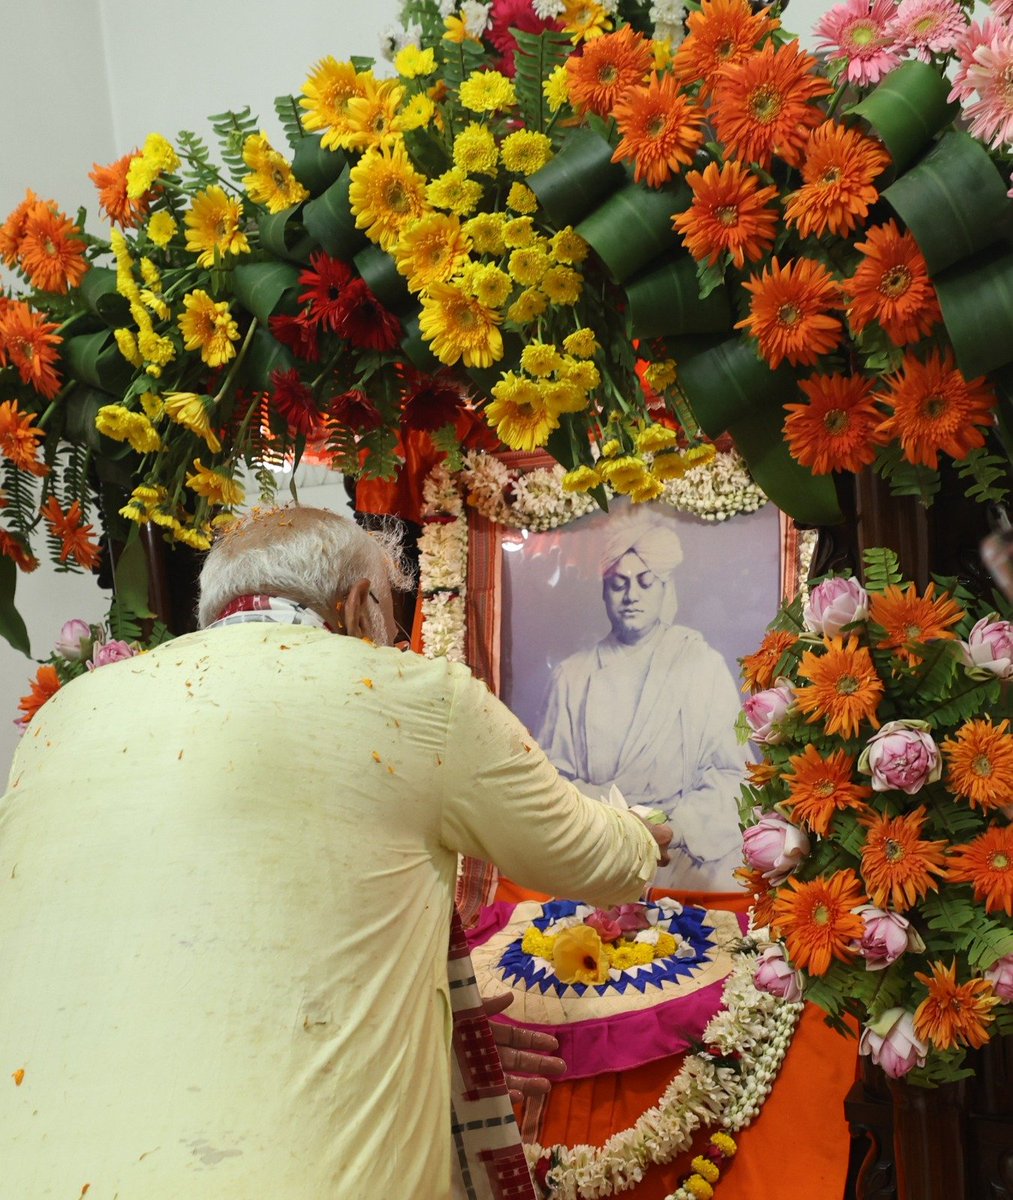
[0,506,670,1200]
[537,511,745,890]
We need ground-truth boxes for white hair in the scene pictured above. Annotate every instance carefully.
[196,505,409,631]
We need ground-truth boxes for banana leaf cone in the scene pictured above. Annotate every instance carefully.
[935,246,1013,379]
[302,164,369,261]
[625,253,732,339]
[526,128,626,228]
[257,205,318,265]
[847,60,957,178]
[577,178,691,284]
[290,136,346,197]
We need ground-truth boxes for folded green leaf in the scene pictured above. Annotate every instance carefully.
[235,325,296,391]
[0,555,30,657]
[62,329,134,394]
[353,244,414,315]
[302,166,369,261]
[577,180,690,283]
[78,267,130,327]
[935,245,1013,378]
[290,134,345,195]
[625,253,732,339]
[257,206,318,263]
[527,128,626,228]
[847,61,957,176]
[232,261,301,324]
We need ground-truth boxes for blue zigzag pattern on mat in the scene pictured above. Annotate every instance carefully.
[497,899,716,998]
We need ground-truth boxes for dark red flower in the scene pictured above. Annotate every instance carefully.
[331,388,383,432]
[401,371,470,432]
[269,313,321,362]
[488,0,559,75]
[298,251,354,331]
[270,368,323,437]
[333,278,402,351]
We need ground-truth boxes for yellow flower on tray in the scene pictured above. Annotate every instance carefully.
[521,926,557,959]
[178,290,240,368]
[184,185,250,267]
[606,942,654,969]
[552,924,610,984]
[242,133,309,214]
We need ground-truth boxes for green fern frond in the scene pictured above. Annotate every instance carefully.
[874,441,941,505]
[209,107,261,185]
[174,130,220,190]
[512,28,574,133]
[862,546,906,591]
[273,94,305,150]
[924,676,1001,728]
[966,922,1013,971]
[957,447,1011,505]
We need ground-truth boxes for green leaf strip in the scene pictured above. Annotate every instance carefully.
[935,245,1013,378]
[577,180,691,284]
[290,135,346,196]
[625,253,732,339]
[526,128,626,228]
[232,261,301,324]
[302,165,369,261]
[0,555,31,657]
[78,267,130,327]
[257,206,318,264]
[61,329,134,394]
[846,61,957,176]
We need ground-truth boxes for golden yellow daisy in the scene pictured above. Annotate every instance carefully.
[126,133,179,200]
[349,142,430,250]
[394,44,436,78]
[486,385,560,451]
[419,281,504,368]
[163,392,221,452]
[146,211,178,248]
[506,286,548,323]
[541,264,583,305]
[242,133,309,214]
[178,290,240,368]
[562,465,601,492]
[562,0,613,43]
[636,424,680,454]
[652,451,688,480]
[562,328,599,358]
[185,459,245,507]
[394,212,471,293]
[501,129,554,175]
[599,455,650,493]
[339,77,407,152]
[184,186,250,268]
[300,57,371,149]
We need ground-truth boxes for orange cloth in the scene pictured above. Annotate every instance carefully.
[493,879,855,1199]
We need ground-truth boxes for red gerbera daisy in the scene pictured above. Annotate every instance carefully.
[268,313,321,363]
[331,388,384,432]
[333,278,403,351]
[269,368,324,438]
[783,373,886,474]
[298,251,355,331]
[401,371,470,432]
[0,301,63,399]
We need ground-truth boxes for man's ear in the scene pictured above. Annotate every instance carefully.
[341,578,373,639]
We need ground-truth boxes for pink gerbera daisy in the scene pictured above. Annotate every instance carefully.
[886,0,967,62]
[961,26,1013,148]
[815,0,900,86]
[949,17,999,102]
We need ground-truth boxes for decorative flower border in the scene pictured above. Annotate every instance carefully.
[526,942,803,1200]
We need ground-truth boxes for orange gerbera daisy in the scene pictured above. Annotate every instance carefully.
[39,496,102,572]
[942,719,1013,812]
[16,664,61,727]
[914,960,999,1051]
[734,864,778,929]
[673,0,780,97]
[946,826,1013,916]
[783,745,874,835]
[710,40,832,170]
[784,373,886,475]
[745,760,780,787]
[741,628,798,691]
[0,301,63,399]
[869,581,963,665]
[673,160,779,268]
[0,527,38,572]
[566,24,653,117]
[794,635,884,739]
[844,221,942,346]
[0,399,48,477]
[783,121,889,239]
[16,201,89,294]
[860,807,948,911]
[770,869,866,976]
[737,257,843,370]
[875,349,996,469]
[0,189,40,266]
[89,151,150,228]
[611,74,706,187]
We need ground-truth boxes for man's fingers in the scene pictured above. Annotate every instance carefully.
[482,991,514,1018]
[506,1073,552,1100]
[500,1048,567,1076]
[491,1023,559,1054]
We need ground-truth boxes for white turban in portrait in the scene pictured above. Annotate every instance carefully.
[599,511,684,578]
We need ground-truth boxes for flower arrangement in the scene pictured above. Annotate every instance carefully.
[738,546,1013,1085]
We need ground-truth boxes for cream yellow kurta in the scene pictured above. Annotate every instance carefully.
[0,624,658,1199]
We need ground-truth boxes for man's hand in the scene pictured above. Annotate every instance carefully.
[483,991,566,1104]
[638,817,673,866]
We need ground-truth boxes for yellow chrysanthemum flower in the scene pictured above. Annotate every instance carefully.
[126,133,180,200]
[486,386,560,452]
[508,246,549,286]
[561,359,600,393]
[419,281,504,368]
[644,359,678,392]
[394,44,436,78]
[563,328,599,358]
[136,325,176,373]
[542,379,587,413]
[459,69,517,112]
[95,405,162,454]
[599,455,649,493]
[685,1176,715,1200]
[562,465,601,493]
[300,57,372,150]
[600,438,622,458]
[172,523,213,551]
[636,424,680,454]
[443,14,481,43]
[521,926,557,958]
[521,341,562,377]
[685,443,718,469]
[562,0,612,43]
[340,77,407,152]
[544,64,570,112]
[503,216,536,249]
[139,289,171,322]
[398,93,435,131]
[114,328,143,368]
[653,38,674,71]
[428,168,484,216]
[242,133,310,214]
[394,212,471,293]
[463,211,507,254]
[146,211,178,248]
[452,123,499,176]
[630,474,666,503]
[139,391,164,421]
[185,185,250,268]
[607,942,655,969]
[651,450,687,480]
[501,129,554,174]
[163,392,221,453]
[506,287,547,323]
[507,182,539,214]
[550,226,589,264]
[692,1157,721,1185]
[349,142,430,250]
[655,931,678,956]
[139,257,161,288]
[178,290,240,368]
[467,264,513,308]
[541,265,583,305]
[119,483,170,525]
[185,459,245,507]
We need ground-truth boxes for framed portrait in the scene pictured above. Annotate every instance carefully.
[459,451,806,904]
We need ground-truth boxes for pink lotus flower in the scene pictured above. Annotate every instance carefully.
[859,1008,927,1079]
[803,576,870,638]
[961,615,1013,680]
[854,905,925,971]
[886,0,968,62]
[962,26,1013,149]
[742,681,794,745]
[753,944,805,1002]
[88,639,138,671]
[55,619,94,662]
[742,811,811,884]
[584,909,623,943]
[814,0,901,86]
[985,953,1013,1002]
[857,720,942,794]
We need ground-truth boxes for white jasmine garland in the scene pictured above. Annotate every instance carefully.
[461,0,492,36]
[533,0,567,15]
[524,951,802,1198]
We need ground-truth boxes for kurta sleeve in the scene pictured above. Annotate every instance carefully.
[439,666,659,906]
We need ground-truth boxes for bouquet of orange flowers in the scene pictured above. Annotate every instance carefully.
[738,547,1013,1084]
